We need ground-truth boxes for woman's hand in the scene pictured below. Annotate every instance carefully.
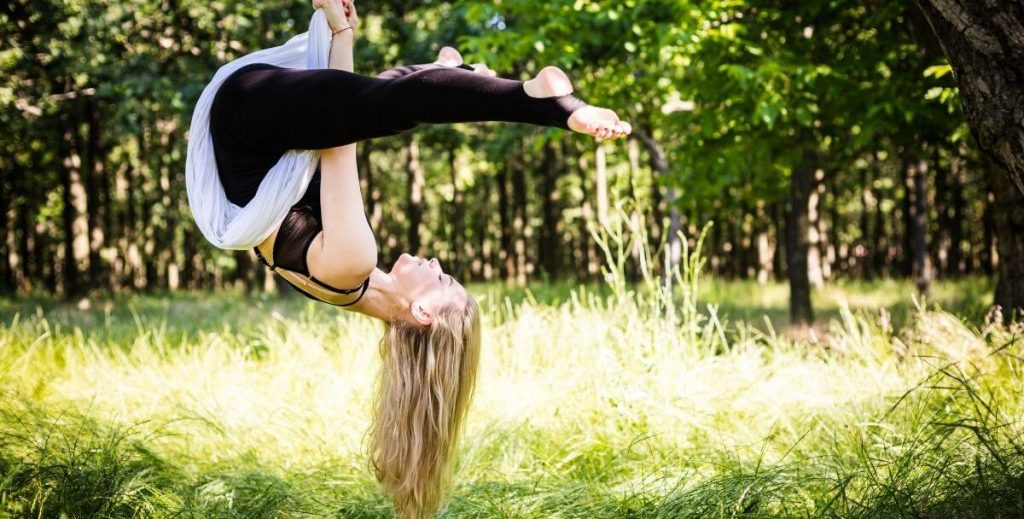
[312,0,354,33]
[320,0,355,70]
[344,0,359,31]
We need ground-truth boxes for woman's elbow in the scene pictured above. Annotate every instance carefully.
[317,236,377,288]
[343,238,378,278]
[348,240,378,279]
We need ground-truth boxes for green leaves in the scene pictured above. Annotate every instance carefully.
[923,64,952,79]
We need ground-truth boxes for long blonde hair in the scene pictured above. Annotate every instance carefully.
[369,296,481,518]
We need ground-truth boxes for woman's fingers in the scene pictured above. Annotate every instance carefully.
[347,0,359,28]
[313,0,352,31]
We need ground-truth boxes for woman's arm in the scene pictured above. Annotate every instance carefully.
[306,0,377,289]
[327,13,354,71]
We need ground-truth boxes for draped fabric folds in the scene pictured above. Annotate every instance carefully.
[185,11,331,250]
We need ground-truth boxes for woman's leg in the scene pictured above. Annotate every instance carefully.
[221,63,588,152]
[374,62,475,80]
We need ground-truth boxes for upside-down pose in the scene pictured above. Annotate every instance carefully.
[194,0,630,516]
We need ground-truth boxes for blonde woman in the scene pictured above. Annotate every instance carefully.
[204,0,629,516]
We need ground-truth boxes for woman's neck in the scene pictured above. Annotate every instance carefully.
[348,268,407,322]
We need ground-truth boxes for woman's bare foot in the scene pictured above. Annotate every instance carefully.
[568,106,632,142]
[524,66,631,142]
[470,63,497,77]
[435,46,463,67]
[435,47,497,77]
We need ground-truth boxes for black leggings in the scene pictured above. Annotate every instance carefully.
[210,62,585,205]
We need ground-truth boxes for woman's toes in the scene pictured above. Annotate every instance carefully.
[435,46,463,67]
[567,106,631,141]
[471,63,497,77]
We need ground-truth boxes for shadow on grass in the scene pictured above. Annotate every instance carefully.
[0,396,384,519]
[702,277,996,331]
[0,290,336,348]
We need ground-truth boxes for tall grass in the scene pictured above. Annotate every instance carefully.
[0,223,1021,517]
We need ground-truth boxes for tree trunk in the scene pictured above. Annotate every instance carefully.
[626,138,643,282]
[860,166,875,280]
[915,0,1024,197]
[636,130,680,284]
[537,140,561,278]
[104,145,119,289]
[576,148,595,278]
[806,170,825,288]
[449,147,465,278]
[40,221,57,293]
[0,165,12,294]
[60,163,81,297]
[595,143,609,228]
[901,158,915,277]
[755,202,774,284]
[60,116,87,298]
[234,249,254,294]
[142,201,157,290]
[18,197,31,289]
[497,163,514,282]
[478,172,494,281]
[992,169,1024,319]
[729,205,744,278]
[907,156,932,294]
[511,150,528,285]
[159,127,177,290]
[139,118,157,290]
[22,155,40,287]
[873,170,889,277]
[933,150,952,276]
[773,201,786,281]
[826,182,840,278]
[405,139,424,255]
[643,140,665,260]
[84,98,104,290]
[787,155,816,326]
[981,184,997,276]
[126,134,140,288]
[182,227,196,290]
[949,152,966,275]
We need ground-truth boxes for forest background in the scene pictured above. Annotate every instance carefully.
[3,0,1023,325]
[5,1,1024,517]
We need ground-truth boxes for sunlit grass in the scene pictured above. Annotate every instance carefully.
[0,272,1021,517]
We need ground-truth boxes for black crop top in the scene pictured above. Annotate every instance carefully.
[271,174,322,278]
[210,63,367,303]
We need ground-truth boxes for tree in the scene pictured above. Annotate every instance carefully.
[913,0,1024,318]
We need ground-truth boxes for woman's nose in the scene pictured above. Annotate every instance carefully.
[429,258,440,271]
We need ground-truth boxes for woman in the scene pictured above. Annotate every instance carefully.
[196,0,630,516]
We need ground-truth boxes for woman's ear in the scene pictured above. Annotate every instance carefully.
[411,300,433,326]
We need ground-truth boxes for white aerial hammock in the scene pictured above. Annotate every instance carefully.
[185,11,332,250]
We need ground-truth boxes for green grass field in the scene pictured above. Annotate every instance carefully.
[1,275,1022,518]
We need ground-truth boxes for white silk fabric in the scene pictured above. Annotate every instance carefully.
[186,11,332,250]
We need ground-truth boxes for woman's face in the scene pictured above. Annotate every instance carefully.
[389,253,468,325]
